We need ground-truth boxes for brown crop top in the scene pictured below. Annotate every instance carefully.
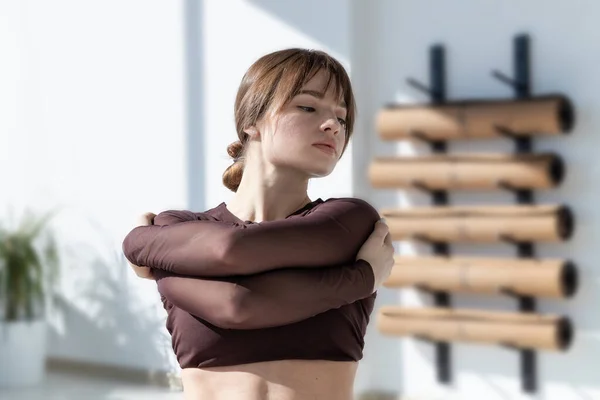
[122,197,380,368]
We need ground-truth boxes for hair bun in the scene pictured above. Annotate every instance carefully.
[223,140,244,192]
[227,140,244,160]
[222,160,244,192]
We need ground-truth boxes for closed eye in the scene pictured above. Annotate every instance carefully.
[299,105,346,128]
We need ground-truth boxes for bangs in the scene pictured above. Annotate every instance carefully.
[270,51,354,114]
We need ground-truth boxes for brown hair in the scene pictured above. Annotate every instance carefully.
[222,48,356,192]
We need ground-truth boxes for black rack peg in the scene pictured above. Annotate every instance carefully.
[498,234,535,258]
[494,125,534,153]
[498,233,520,244]
[409,181,449,204]
[496,182,534,203]
[498,286,522,297]
[407,44,446,104]
[407,130,448,152]
[410,180,435,193]
[497,180,523,192]
[499,341,519,350]
[407,129,434,143]
[410,233,433,244]
[491,70,523,91]
[498,287,536,310]
[491,34,531,98]
[406,78,438,98]
[415,283,435,293]
[494,125,522,139]
[414,334,437,345]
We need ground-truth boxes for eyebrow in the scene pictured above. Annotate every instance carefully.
[298,90,347,109]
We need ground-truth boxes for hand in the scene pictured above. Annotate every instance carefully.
[127,212,156,280]
[355,219,394,292]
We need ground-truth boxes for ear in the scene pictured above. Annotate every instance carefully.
[244,126,260,138]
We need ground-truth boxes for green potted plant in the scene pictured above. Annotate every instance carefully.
[0,208,60,387]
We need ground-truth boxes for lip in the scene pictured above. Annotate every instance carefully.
[313,142,337,156]
[313,143,337,156]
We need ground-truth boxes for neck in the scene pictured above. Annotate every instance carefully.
[226,142,311,222]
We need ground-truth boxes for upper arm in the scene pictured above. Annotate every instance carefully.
[223,198,381,271]
[153,210,204,226]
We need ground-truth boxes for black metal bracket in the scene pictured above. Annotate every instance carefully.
[492,33,535,158]
[415,334,437,345]
[407,44,446,104]
[410,180,448,204]
[407,43,453,386]
[494,126,533,154]
[407,44,448,153]
[492,34,531,98]
[492,33,538,394]
[403,33,543,393]
[407,130,447,153]
[497,180,534,204]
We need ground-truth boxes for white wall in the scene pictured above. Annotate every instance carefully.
[355,1,600,399]
[1,0,187,372]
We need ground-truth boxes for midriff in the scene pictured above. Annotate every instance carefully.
[180,359,358,400]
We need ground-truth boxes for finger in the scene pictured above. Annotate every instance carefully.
[137,212,156,226]
[374,220,389,238]
[383,232,393,246]
[128,262,154,279]
[143,212,156,223]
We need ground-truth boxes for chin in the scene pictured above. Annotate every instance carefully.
[305,164,336,178]
[277,157,337,178]
[307,170,333,178]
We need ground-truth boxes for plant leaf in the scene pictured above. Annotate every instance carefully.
[0,208,61,321]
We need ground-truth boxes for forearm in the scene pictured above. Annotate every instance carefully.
[155,259,374,329]
[122,199,380,277]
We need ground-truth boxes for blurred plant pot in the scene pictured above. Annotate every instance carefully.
[0,208,60,388]
[0,319,47,387]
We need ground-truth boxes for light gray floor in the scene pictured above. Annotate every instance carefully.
[0,371,183,400]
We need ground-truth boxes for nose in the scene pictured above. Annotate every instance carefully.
[320,117,341,135]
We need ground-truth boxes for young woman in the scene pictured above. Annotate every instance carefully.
[123,48,395,400]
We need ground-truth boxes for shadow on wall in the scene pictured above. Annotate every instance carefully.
[408,330,600,399]
[48,224,174,377]
[247,0,350,56]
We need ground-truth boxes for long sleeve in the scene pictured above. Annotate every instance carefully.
[122,198,380,277]
[153,259,375,329]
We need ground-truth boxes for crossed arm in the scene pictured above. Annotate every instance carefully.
[122,198,380,329]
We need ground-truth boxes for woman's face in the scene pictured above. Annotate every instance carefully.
[256,70,348,178]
